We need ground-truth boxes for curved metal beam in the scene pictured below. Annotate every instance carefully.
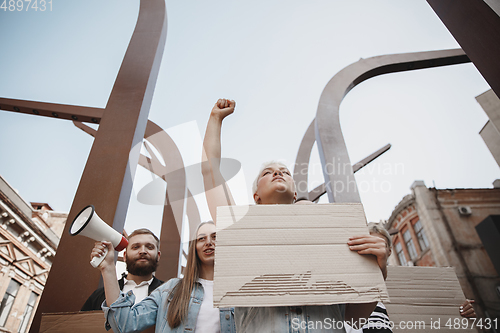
[75,119,202,280]
[427,0,500,98]
[294,49,470,203]
[142,121,187,281]
[306,143,391,202]
[0,97,104,123]
[293,120,315,200]
[31,1,168,331]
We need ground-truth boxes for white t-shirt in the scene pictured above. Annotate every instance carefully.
[122,277,154,304]
[195,278,220,333]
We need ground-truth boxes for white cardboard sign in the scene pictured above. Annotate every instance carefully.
[385,266,477,333]
[213,203,389,308]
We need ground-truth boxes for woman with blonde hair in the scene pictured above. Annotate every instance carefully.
[92,221,235,332]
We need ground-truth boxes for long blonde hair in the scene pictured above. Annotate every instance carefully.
[167,221,214,328]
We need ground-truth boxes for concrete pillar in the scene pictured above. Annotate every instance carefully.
[477,90,500,167]
[0,266,11,301]
[410,181,451,267]
[5,281,31,331]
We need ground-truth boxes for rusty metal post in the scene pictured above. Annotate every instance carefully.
[141,121,186,281]
[29,0,168,332]
[76,118,204,281]
[427,0,500,98]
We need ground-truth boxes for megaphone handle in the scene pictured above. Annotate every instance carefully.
[90,247,108,268]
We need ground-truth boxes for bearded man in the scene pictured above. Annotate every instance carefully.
[81,229,164,311]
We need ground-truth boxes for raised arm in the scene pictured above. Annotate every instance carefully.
[202,99,236,223]
[91,241,120,306]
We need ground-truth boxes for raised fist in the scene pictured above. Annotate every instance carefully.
[211,98,235,119]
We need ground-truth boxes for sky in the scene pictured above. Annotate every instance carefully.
[0,0,498,243]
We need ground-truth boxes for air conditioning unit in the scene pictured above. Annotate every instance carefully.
[458,206,472,216]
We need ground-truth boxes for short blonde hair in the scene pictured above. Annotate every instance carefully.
[368,222,392,248]
[252,161,291,196]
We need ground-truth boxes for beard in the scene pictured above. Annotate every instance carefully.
[126,255,158,276]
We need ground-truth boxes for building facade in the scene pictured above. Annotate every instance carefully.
[385,180,500,321]
[0,175,66,333]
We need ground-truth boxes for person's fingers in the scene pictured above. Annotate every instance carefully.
[90,248,104,260]
[90,240,113,263]
[349,235,368,240]
[460,300,476,318]
[349,243,385,250]
[348,244,369,251]
[213,99,236,110]
[350,244,385,256]
[356,247,386,256]
[348,239,385,248]
[92,242,106,253]
[100,241,111,248]
[91,248,104,258]
[356,249,377,255]
[460,311,475,318]
[461,308,475,317]
[348,236,383,245]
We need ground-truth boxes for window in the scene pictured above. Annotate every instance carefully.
[403,229,418,259]
[395,242,407,266]
[0,279,21,326]
[18,292,38,333]
[413,220,429,251]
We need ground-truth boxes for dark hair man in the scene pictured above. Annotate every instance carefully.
[81,228,163,311]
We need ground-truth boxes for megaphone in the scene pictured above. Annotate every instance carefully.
[69,205,128,268]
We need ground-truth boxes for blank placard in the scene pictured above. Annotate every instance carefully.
[214,203,389,307]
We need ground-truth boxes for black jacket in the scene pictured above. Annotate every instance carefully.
[81,275,164,311]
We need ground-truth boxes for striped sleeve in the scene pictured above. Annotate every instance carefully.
[362,302,393,333]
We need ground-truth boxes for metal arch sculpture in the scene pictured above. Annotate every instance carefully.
[139,121,189,279]
[74,119,203,280]
[301,142,392,203]
[0,1,171,332]
[293,49,470,203]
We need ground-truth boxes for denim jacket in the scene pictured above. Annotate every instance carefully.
[235,305,346,333]
[103,278,236,333]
